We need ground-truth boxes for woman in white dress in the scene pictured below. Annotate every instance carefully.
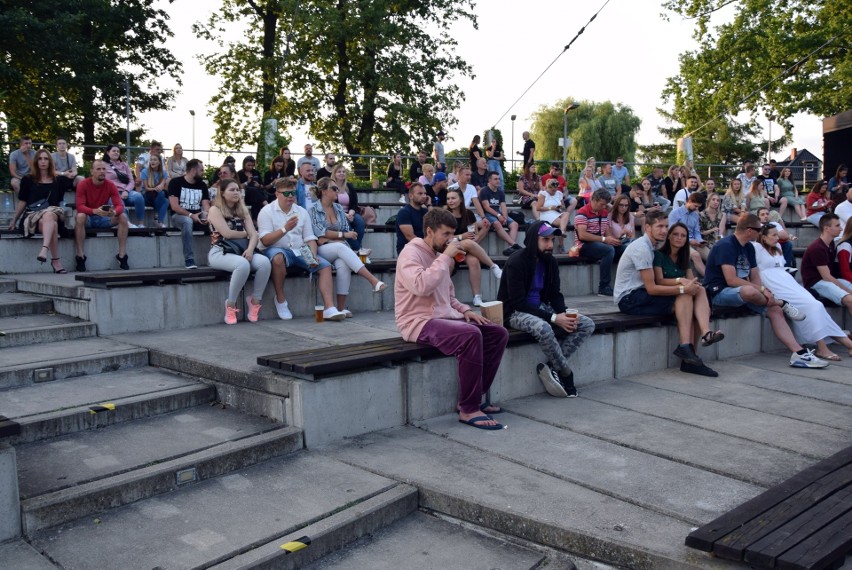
[535,178,571,251]
[755,224,852,359]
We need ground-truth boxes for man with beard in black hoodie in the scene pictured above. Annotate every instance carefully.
[497,220,595,397]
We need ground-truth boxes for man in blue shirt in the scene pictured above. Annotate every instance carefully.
[704,213,826,369]
[668,192,709,275]
[612,156,631,194]
[396,182,429,254]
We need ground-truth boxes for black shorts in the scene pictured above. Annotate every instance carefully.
[618,287,675,315]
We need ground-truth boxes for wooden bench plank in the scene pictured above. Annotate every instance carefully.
[745,484,852,567]
[0,415,22,438]
[776,509,852,570]
[685,446,852,553]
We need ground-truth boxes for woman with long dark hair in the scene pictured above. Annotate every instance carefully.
[805,180,833,226]
[103,144,145,227]
[653,222,720,347]
[278,146,297,177]
[468,135,482,166]
[444,187,502,306]
[8,149,68,273]
[828,164,849,204]
[263,156,287,196]
[516,163,540,210]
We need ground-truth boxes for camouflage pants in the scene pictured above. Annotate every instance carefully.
[508,304,595,375]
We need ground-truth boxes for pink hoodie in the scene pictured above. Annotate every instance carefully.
[394,238,472,342]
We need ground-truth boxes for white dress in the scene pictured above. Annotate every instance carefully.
[754,242,846,343]
[538,190,564,224]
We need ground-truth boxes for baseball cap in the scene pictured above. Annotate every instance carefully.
[537,222,562,237]
[437,131,445,137]
[433,172,447,183]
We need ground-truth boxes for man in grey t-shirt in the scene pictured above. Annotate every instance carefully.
[613,210,724,375]
[433,131,446,172]
[9,135,35,194]
[51,138,84,189]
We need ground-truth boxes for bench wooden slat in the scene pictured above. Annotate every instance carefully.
[744,485,852,567]
[0,415,22,438]
[292,344,438,376]
[775,509,852,570]
[685,446,852,553]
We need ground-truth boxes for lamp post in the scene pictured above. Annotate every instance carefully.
[123,80,131,162]
[766,115,775,163]
[563,103,580,178]
[189,110,196,156]
[510,115,516,174]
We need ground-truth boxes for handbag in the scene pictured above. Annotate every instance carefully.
[26,198,50,213]
[114,166,130,185]
[299,244,319,266]
[220,238,249,255]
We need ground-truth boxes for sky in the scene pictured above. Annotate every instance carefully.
[137,0,823,167]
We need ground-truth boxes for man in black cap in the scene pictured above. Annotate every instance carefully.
[498,220,595,398]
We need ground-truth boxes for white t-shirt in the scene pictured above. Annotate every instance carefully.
[835,200,852,229]
[673,189,690,209]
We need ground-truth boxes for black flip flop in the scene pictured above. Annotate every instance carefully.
[459,415,504,430]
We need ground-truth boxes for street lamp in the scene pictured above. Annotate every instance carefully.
[189,110,196,157]
[123,80,131,163]
[563,103,580,178]
[510,115,516,173]
[767,114,775,163]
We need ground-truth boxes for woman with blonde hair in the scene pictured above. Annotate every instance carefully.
[331,163,376,251]
[745,179,769,214]
[165,143,187,179]
[207,178,271,324]
[310,177,386,317]
[140,153,170,227]
[721,178,746,223]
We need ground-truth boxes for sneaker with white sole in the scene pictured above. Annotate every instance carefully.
[323,307,346,321]
[790,349,828,368]
[537,362,568,398]
[472,294,483,306]
[490,264,503,280]
[398,195,407,203]
[780,300,806,321]
[185,258,197,269]
[274,298,293,320]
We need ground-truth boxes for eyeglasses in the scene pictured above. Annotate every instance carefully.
[328,186,340,192]
[278,190,296,197]
[747,226,762,232]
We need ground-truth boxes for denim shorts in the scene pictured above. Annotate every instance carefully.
[85,214,116,229]
[262,246,331,272]
[710,286,767,315]
[618,287,675,315]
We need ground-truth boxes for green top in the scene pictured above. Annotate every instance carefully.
[653,250,687,279]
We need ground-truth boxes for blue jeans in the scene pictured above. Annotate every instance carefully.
[123,190,146,224]
[654,194,671,211]
[172,213,199,261]
[780,240,794,267]
[143,190,169,224]
[347,213,366,251]
[580,241,626,289]
[487,159,504,190]
[711,286,766,315]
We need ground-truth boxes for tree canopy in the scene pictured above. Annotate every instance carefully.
[195,0,477,168]
[0,0,181,156]
[661,0,851,135]
[529,99,641,173]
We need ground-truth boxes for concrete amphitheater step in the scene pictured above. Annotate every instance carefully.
[17,405,302,533]
[29,453,413,570]
[0,367,215,444]
[0,291,54,318]
[0,313,97,349]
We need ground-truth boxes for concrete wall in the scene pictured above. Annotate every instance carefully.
[0,443,21,541]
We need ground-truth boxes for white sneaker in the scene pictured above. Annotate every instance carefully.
[472,294,483,306]
[323,307,346,321]
[274,298,293,320]
[490,264,503,280]
[398,195,407,203]
[780,300,806,321]
[790,349,828,369]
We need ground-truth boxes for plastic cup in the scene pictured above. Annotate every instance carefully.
[314,305,324,323]
[467,224,476,233]
[564,308,579,319]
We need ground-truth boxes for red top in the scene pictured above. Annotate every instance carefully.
[76,178,124,216]
[805,191,831,216]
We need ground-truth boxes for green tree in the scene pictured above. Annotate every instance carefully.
[661,0,851,130]
[195,0,477,173]
[529,99,641,174]
[0,0,181,158]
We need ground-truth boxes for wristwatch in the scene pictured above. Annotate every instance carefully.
[601,236,605,242]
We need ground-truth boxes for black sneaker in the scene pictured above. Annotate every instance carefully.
[597,286,614,297]
[185,258,198,269]
[680,360,719,377]
[559,370,578,398]
[511,243,522,250]
[536,362,568,398]
[673,344,703,366]
[116,254,129,270]
[75,255,87,273]
[502,247,516,257]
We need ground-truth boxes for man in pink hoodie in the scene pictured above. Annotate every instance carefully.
[395,208,509,430]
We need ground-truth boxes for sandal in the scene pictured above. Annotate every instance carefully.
[51,258,67,274]
[701,330,725,347]
[37,245,49,263]
[815,353,842,361]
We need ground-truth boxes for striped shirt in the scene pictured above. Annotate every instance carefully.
[573,203,610,247]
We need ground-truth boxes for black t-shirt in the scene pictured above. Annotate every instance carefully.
[522,139,535,165]
[757,175,776,196]
[19,176,69,207]
[470,169,489,191]
[452,211,477,235]
[316,167,332,180]
[238,170,261,188]
[408,162,424,182]
[167,176,210,213]
[426,185,447,207]
[469,145,481,166]
[395,204,426,253]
